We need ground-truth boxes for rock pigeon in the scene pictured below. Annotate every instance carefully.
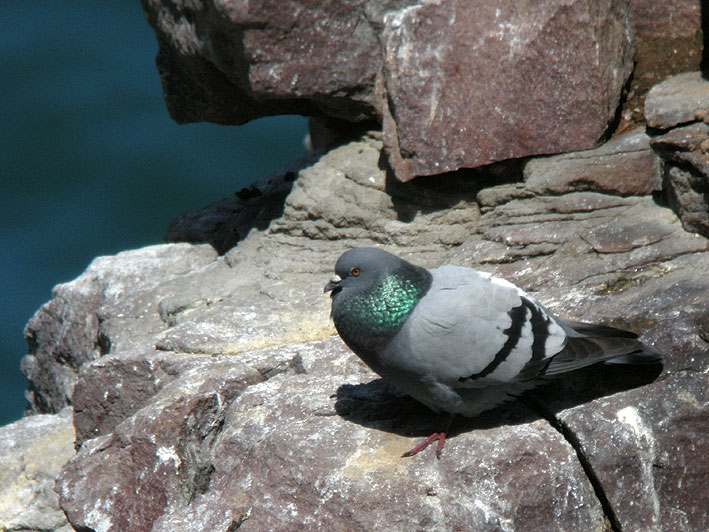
[324,247,661,458]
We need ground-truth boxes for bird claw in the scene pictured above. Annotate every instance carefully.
[402,431,448,459]
[402,413,455,459]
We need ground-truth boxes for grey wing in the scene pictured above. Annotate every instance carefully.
[391,266,568,387]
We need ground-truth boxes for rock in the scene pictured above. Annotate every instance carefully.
[22,243,218,415]
[150,338,607,532]
[644,73,709,238]
[519,365,709,532]
[0,408,74,532]
[616,2,703,131]
[380,0,634,180]
[629,0,702,40]
[651,122,709,238]
[645,72,709,129]
[164,160,307,254]
[140,0,707,180]
[25,130,707,531]
[523,127,662,196]
[57,338,610,532]
[554,371,709,532]
[142,0,635,180]
[56,357,265,532]
[140,0,383,124]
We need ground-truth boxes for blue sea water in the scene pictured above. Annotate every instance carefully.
[0,1,307,425]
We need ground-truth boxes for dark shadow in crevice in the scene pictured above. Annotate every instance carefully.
[378,150,527,222]
[307,115,381,153]
[601,61,636,143]
[522,394,623,532]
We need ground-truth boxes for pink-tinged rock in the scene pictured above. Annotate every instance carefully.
[56,358,263,532]
[629,0,701,39]
[141,0,381,123]
[556,372,709,532]
[380,0,635,181]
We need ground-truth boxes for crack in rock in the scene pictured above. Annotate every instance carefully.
[521,396,624,532]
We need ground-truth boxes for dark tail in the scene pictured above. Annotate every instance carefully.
[543,319,662,377]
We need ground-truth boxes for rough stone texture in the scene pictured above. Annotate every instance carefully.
[380,0,635,180]
[0,408,74,532]
[57,358,265,532]
[140,0,386,124]
[13,130,704,531]
[629,0,702,39]
[646,73,709,238]
[617,1,704,132]
[22,243,219,415]
[55,339,608,532]
[141,0,635,180]
[651,122,709,238]
[645,72,709,130]
[555,372,709,532]
[524,127,662,196]
[151,340,605,532]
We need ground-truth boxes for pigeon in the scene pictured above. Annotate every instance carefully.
[324,247,661,458]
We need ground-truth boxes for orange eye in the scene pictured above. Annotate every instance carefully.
[350,267,361,277]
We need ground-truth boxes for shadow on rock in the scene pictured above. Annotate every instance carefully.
[379,150,525,223]
[334,361,663,441]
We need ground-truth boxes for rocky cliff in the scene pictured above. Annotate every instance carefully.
[2,1,708,531]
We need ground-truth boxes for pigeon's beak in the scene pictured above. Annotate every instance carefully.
[323,274,342,294]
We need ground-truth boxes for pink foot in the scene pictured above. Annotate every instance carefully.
[402,431,448,458]
[402,414,454,459]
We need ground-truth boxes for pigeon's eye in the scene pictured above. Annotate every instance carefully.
[350,267,361,277]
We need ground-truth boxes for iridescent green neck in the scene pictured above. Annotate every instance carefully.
[335,267,432,340]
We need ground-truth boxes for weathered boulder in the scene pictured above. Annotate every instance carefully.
[140,0,385,124]
[140,0,706,181]
[380,0,635,180]
[19,129,705,531]
[0,408,74,532]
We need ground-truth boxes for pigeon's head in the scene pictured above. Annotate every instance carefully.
[323,247,405,298]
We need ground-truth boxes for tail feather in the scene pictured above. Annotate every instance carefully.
[542,319,661,377]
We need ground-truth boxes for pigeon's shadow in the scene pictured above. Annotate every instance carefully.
[333,362,663,440]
